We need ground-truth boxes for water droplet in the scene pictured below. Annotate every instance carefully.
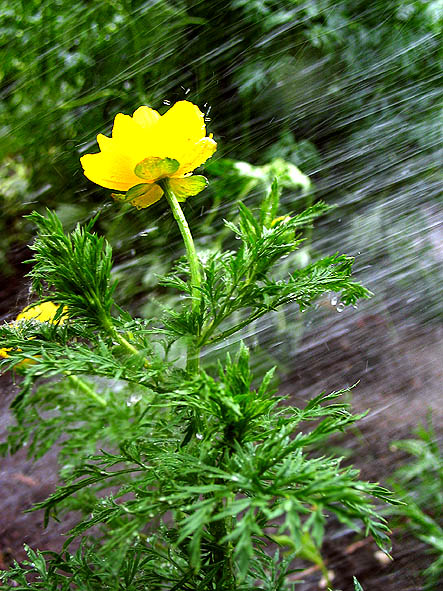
[374,550,391,566]
[163,99,171,105]
[195,433,203,440]
[138,226,157,237]
[336,303,345,312]
[330,295,338,306]
[126,393,142,406]
[185,88,190,95]
[231,475,239,482]
[204,117,211,122]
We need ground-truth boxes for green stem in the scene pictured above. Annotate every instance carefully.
[202,310,263,347]
[114,329,150,368]
[161,179,202,373]
[98,307,149,367]
[66,374,107,407]
[210,517,235,590]
[115,333,142,357]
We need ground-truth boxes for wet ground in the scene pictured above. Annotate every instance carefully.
[285,316,443,590]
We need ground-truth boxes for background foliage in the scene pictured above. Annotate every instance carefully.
[1,0,441,304]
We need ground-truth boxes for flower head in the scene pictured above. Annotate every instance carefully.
[0,302,67,362]
[80,100,217,209]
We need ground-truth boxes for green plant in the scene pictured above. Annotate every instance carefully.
[0,104,398,586]
[388,420,443,590]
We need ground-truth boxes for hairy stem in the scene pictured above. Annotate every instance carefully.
[209,510,236,590]
[161,179,201,373]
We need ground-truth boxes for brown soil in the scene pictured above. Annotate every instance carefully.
[282,311,443,590]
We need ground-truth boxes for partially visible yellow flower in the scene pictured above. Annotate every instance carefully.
[16,301,66,323]
[80,100,217,209]
[0,347,12,359]
[270,215,292,227]
[0,302,67,362]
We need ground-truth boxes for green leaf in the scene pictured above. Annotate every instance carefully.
[260,178,280,227]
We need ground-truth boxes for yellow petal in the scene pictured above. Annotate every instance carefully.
[132,105,161,128]
[16,302,68,324]
[80,150,141,191]
[169,176,208,201]
[16,302,55,322]
[270,215,292,227]
[157,101,206,142]
[0,347,12,359]
[112,112,144,146]
[97,133,114,152]
[97,107,160,161]
[152,101,208,162]
[175,137,217,176]
[107,113,150,163]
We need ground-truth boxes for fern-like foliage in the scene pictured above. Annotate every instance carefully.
[0,188,392,590]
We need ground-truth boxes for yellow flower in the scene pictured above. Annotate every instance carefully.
[0,347,12,359]
[270,215,292,227]
[80,100,217,209]
[0,302,67,363]
[15,301,66,323]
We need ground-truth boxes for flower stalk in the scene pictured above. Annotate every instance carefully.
[161,179,201,373]
[80,99,217,373]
